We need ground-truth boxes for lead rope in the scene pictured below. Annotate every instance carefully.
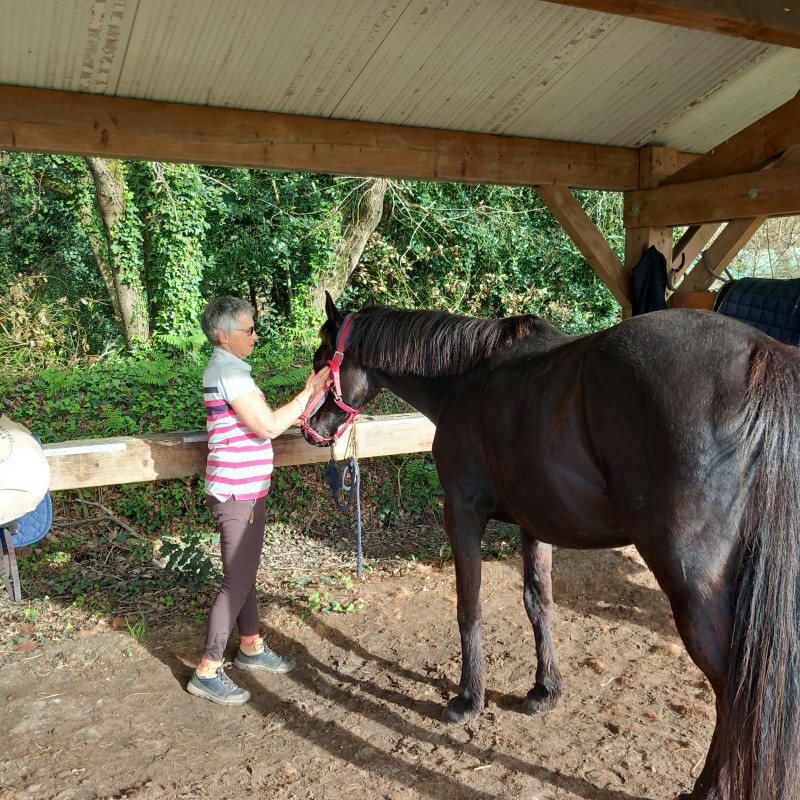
[323,421,363,577]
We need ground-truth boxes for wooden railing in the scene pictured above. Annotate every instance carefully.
[41,413,436,491]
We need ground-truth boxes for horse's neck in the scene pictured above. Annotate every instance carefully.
[368,315,572,421]
[376,372,451,424]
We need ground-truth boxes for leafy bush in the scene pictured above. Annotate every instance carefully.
[372,454,443,525]
[0,274,90,372]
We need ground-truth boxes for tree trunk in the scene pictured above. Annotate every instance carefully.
[312,178,389,311]
[84,157,149,348]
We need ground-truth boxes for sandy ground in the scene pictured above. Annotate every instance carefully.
[0,545,715,800]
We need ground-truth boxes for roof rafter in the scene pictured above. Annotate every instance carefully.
[545,0,800,49]
[664,89,800,185]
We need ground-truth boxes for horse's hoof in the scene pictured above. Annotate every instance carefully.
[523,694,558,715]
[441,697,481,724]
[523,685,560,716]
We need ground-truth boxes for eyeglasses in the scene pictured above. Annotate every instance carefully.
[236,326,256,335]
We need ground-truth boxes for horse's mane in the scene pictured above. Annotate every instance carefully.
[346,307,539,376]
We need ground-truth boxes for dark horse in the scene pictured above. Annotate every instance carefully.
[302,293,800,800]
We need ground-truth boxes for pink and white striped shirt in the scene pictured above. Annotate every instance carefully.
[203,348,274,501]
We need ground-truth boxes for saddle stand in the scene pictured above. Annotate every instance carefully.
[0,490,52,602]
[1,524,22,602]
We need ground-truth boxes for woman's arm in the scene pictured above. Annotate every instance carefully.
[230,366,330,440]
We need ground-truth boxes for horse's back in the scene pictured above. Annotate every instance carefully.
[437,308,785,548]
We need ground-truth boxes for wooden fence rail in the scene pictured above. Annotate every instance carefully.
[41,413,436,491]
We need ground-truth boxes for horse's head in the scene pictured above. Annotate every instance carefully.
[301,292,378,446]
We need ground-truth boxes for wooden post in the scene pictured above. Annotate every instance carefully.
[624,147,678,317]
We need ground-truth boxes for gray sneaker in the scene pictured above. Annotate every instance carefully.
[234,642,295,673]
[187,663,251,705]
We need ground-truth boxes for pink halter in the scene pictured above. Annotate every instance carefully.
[300,313,366,444]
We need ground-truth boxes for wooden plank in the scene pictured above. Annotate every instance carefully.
[677,217,765,292]
[545,1,800,49]
[42,414,436,492]
[624,166,800,227]
[0,85,641,191]
[664,89,800,185]
[535,185,632,310]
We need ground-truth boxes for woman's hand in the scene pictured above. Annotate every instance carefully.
[306,365,331,395]
[289,366,332,423]
[297,366,331,407]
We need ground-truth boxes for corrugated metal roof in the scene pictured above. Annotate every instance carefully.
[1,0,799,155]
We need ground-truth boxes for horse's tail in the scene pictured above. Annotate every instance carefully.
[726,341,800,800]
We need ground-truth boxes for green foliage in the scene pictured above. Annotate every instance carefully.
[0,354,207,440]
[349,182,621,334]
[134,163,212,340]
[2,154,624,355]
[202,169,340,328]
[159,529,222,591]
[305,589,362,615]
[0,274,90,371]
[266,468,316,515]
[373,454,444,525]
[291,573,364,617]
[125,615,147,640]
[116,478,209,533]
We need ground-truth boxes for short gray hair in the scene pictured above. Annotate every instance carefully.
[200,297,255,345]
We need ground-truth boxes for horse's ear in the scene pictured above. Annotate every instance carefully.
[325,291,345,327]
[360,294,375,310]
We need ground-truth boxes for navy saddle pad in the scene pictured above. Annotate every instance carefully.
[3,490,53,548]
[714,277,800,346]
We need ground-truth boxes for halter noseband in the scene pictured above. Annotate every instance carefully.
[300,313,366,444]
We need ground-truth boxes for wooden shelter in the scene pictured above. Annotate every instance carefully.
[2,0,800,317]
[3,1,800,484]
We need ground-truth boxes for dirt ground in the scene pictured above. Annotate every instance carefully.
[0,535,715,800]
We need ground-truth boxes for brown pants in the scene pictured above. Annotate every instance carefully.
[203,494,267,662]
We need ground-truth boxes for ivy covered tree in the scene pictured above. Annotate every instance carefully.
[202,171,387,332]
[2,152,624,360]
[0,153,212,350]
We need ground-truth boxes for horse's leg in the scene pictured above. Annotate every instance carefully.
[643,549,734,800]
[520,531,562,715]
[441,500,486,724]
[668,587,733,800]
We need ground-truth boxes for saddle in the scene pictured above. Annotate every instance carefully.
[0,414,52,602]
[714,277,800,346]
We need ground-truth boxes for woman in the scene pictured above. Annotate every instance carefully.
[188,297,330,706]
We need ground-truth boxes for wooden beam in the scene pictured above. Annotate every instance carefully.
[0,85,640,192]
[544,1,800,49]
[671,224,720,281]
[678,218,765,292]
[624,166,800,227]
[42,414,435,492]
[664,89,800,185]
[535,185,632,311]
[669,147,800,291]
